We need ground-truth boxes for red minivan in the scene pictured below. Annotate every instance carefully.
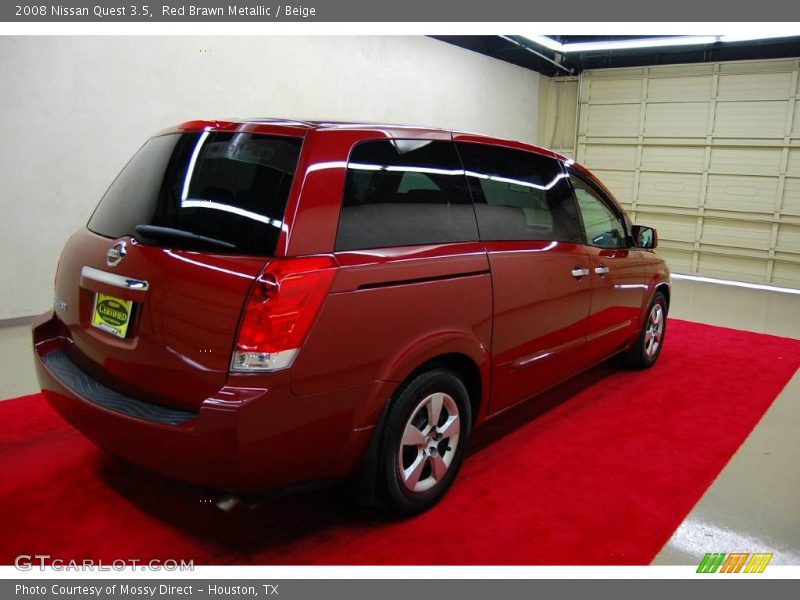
[33,119,670,515]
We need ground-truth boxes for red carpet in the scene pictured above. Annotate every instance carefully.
[1,319,799,565]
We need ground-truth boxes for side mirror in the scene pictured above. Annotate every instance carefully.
[632,225,658,249]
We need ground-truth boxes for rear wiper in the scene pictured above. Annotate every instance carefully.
[133,225,236,250]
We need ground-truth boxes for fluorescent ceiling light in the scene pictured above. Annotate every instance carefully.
[525,35,566,52]
[522,34,798,53]
[719,33,800,43]
[565,36,720,52]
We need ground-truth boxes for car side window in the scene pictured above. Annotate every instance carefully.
[335,139,478,251]
[570,175,628,249]
[456,142,582,243]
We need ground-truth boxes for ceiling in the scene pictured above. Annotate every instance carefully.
[433,35,800,76]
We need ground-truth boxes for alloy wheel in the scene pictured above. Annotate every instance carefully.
[644,303,664,359]
[397,392,461,493]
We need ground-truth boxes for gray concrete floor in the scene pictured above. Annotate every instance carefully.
[653,369,800,565]
[0,277,798,564]
[669,276,800,339]
[0,316,37,399]
[653,277,800,566]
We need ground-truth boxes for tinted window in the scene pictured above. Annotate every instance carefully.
[88,132,302,255]
[335,140,478,251]
[570,174,628,249]
[456,143,582,243]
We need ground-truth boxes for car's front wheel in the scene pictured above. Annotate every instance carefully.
[376,368,471,517]
[624,290,668,368]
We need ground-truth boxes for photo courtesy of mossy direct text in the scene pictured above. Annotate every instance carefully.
[15,584,277,597]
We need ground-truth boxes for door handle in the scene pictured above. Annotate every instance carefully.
[594,265,610,276]
[571,267,590,279]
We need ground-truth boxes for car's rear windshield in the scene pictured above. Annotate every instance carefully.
[88,131,302,255]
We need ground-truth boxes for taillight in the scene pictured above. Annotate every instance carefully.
[231,255,338,372]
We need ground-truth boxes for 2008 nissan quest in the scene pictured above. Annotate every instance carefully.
[33,119,670,515]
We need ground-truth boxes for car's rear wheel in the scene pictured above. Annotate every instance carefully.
[376,368,471,517]
[624,290,668,368]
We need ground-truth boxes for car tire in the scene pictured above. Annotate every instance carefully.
[376,368,471,517]
[624,290,668,369]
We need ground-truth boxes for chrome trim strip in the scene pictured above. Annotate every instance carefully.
[585,319,633,343]
[512,337,584,370]
[81,266,149,291]
[512,318,635,370]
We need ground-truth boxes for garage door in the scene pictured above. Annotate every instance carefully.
[576,58,800,288]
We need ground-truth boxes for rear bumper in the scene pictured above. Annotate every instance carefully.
[32,313,374,491]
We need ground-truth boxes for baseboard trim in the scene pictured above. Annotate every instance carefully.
[0,316,35,329]
[672,273,800,296]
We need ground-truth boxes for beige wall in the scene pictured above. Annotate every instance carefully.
[0,36,540,319]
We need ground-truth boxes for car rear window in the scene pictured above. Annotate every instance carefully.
[335,139,479,251]
[457,142,582,244]
[88,132,302,255]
